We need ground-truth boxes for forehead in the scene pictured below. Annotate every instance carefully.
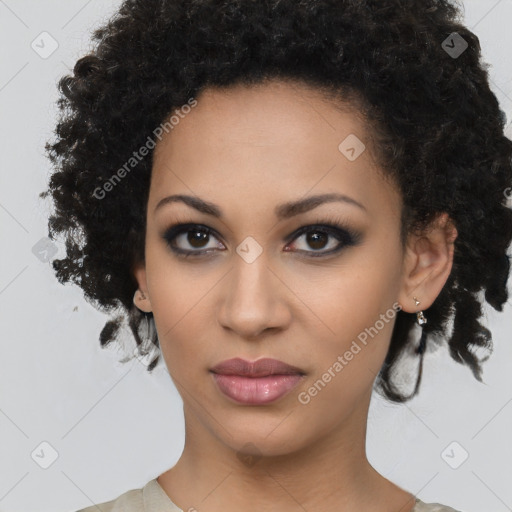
[150,80,401,222]
[155,80,367,156]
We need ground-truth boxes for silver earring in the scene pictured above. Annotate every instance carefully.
[413,297,427,325]
[413,297,427,355]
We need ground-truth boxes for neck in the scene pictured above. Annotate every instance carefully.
[157,393,416,512]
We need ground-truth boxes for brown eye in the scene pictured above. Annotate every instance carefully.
[285,225,356,256]
[305,231,330,250]
[186,229,210,248]
[163,224,224,255]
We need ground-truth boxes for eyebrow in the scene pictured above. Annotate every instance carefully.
[154,192,367,219]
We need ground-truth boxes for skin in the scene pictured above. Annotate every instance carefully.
[133,79,458,512]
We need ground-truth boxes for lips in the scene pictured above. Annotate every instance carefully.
[209,357,306,404]
[210,357,305,377]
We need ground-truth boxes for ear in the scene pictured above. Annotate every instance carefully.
[397,212,458,313]
[132,261,153,313]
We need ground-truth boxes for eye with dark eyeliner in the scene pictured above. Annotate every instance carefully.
[161,216,363,259]
[284,220,362,257]
[162,223,225,258]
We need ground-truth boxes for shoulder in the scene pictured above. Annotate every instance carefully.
[74,487,143,512]
[414,499,464,512]
[73,489,145,512]
[75,490,142,512]
[73,478,181,512]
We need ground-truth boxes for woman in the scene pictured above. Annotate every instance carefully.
[41,0,512,511]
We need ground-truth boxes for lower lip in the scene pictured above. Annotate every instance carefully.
[211,373,304,405]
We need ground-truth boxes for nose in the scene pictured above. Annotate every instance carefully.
[216,252,292,340]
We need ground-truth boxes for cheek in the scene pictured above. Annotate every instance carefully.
[288,244,403,381]
[295,298,397,426]
[145,256,214,375]
[288,245,402,338]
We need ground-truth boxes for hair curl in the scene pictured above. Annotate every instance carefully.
[40,0,512,402]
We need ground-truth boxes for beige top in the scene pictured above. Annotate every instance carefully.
[75,478,462,512]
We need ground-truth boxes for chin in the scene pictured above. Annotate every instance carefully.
[216,422,308,458]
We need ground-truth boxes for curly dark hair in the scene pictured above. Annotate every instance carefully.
[40,0,512,403]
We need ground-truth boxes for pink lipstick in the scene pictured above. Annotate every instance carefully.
[210,357,305,405]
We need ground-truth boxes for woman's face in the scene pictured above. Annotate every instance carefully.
[135,79,411,456]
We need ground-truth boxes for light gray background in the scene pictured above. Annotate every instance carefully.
[1,1,511,511]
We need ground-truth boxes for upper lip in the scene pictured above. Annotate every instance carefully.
[210,357,305,377]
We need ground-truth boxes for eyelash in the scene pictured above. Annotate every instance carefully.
[162,216,363,259]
